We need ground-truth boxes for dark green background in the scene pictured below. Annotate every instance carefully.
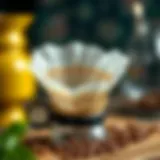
[29,0,134,50]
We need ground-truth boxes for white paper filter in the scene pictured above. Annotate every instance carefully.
[32,41,130,117]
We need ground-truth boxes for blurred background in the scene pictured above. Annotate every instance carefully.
[27,0,160,122]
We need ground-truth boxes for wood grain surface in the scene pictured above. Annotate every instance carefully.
[26,115,160,160]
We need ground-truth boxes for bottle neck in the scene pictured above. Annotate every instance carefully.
[0,13,33,52]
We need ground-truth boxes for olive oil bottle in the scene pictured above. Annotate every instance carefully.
[0,14,35,127]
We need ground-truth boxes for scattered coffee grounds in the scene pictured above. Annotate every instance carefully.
[135,91,160,110]
[25,123,159,160]
[112,92,160,115]
[138,92,160,110]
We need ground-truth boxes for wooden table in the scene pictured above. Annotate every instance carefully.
[26,115,160,160]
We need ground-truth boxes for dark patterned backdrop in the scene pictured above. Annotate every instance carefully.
[29,0,134,50]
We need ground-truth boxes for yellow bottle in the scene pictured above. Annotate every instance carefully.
[0,14,36,127]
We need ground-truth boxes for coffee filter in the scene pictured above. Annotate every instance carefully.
[32,41,130,117]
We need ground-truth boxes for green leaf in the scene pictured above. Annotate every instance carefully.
[0,123,36,160]
[3,123,28,138]
[16,145,37,160]
[0,123,28,151]
[0,144,36,160]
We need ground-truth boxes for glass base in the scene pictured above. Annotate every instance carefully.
[51,123,107,144]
